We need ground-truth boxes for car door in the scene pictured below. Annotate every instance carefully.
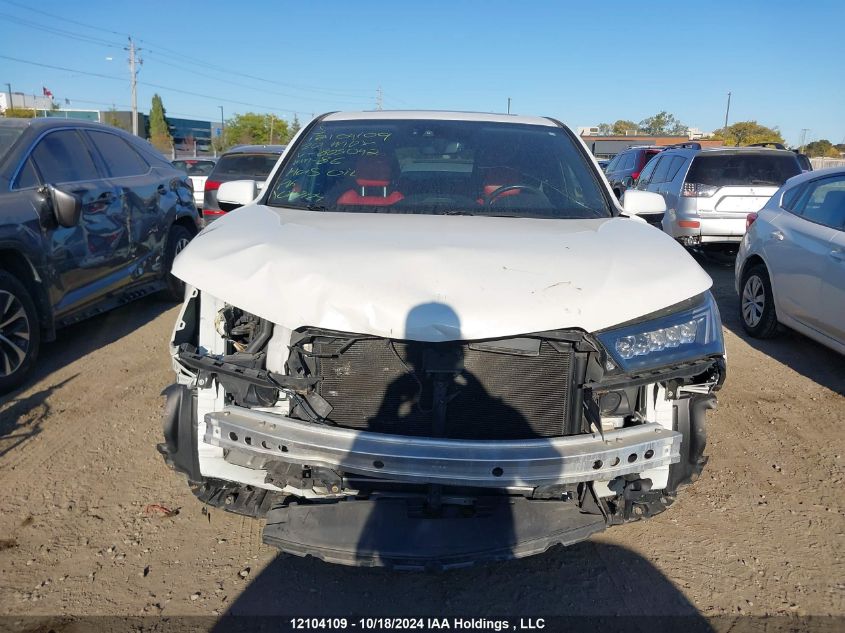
[766,179,835,331]
[799,175,845,343]
[84,129,164,285]
[824,227,845,343]
[28,128,131,316]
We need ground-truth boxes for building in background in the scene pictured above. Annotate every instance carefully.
[581,135,723,158]
[0,91,54,111]
[168,117,212,152]
[2,101,213,155]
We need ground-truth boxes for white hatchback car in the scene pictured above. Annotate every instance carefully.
[160,111,726,568]
[736,167,845,354]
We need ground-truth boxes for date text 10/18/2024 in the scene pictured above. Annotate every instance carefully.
[289,618,546,631]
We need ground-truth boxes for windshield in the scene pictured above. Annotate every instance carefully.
[685,153,801,187]
[0,126,24,160]
[173,159,216,176]
[266,119,611,219]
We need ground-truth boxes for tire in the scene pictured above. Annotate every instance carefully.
[740,263,779,338]
[161,225,193,302]
[0,271,41,394]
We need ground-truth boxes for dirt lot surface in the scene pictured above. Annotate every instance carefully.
[0,257,842,623]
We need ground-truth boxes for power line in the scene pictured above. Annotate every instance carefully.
[142,52,370,107]
[137,40,371,99]
[0,54,309,116]
[0,54,125,82]
[0,0,128,37]
[0,2,387,106]
[0,12,124,49]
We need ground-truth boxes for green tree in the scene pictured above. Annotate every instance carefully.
[103,107,131,132]
[290,114,301,137]
[712,121,784,147]
[148,94,172,152]
[611,119,639,135]
[597,122,612,135]
[804,139,840,158]
[224,112,291,146]
[639,111,686,136]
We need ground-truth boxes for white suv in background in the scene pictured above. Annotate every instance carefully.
[630,143,803,251]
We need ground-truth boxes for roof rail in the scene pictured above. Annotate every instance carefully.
[747,142,786,150]
[664,142,702,150]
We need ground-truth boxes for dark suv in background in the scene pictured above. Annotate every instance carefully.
[201,145,285,221]
[604,145,662,198]
[0,118,201,391]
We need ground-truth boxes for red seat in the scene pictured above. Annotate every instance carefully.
[337,156,404,206]
[478,166,522,204]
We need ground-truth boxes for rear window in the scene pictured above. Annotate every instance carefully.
[211,153,279,180]
[87,130,149,177]
[685,153,800,188]
[173,159,216,176]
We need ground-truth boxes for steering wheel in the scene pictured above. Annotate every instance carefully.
[484,184,545,206]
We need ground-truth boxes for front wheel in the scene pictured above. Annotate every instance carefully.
[0,271,41,393]
[740,264,779,338]
[162,225,193,302]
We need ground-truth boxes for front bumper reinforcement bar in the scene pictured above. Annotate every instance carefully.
[204,407,682,488]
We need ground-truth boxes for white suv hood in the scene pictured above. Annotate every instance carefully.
[173,205,712,341]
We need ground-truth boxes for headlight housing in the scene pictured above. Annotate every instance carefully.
[596,292,724,372]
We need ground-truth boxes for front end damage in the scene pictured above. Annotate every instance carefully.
[159,287,724,569]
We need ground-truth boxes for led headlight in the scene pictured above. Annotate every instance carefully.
[596,292,724,372]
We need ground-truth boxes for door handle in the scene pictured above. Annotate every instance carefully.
[770,230,784,241]
[830,249,845,263]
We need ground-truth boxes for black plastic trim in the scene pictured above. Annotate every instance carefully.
[157,384,202,484]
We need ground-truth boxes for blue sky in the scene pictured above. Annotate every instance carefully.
[1,0,842,146]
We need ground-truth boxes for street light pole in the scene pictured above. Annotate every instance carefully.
[723,91,731,131]
[799,128,810,154]
[219,106,225,150]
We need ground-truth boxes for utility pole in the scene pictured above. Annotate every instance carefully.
[126,37,141,136]
[799,128,810,154]
[375,86,383,111]
[723,91,731,131]
[507,97,511,114]
[269,114,274,144]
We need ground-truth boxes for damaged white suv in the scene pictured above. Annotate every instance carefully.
[160,111,726,569]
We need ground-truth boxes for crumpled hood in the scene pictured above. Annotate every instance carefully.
[173,205,712,341]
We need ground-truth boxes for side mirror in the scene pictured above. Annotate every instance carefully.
[48,185,82,228]
[217,180,258,211]
[621,190,667,217]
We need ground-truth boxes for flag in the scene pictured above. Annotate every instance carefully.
[42,86,53,98]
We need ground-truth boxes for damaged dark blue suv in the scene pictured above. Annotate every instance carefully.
[0,118,201,392]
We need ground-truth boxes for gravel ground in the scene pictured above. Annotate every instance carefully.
[0,257,842,623]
